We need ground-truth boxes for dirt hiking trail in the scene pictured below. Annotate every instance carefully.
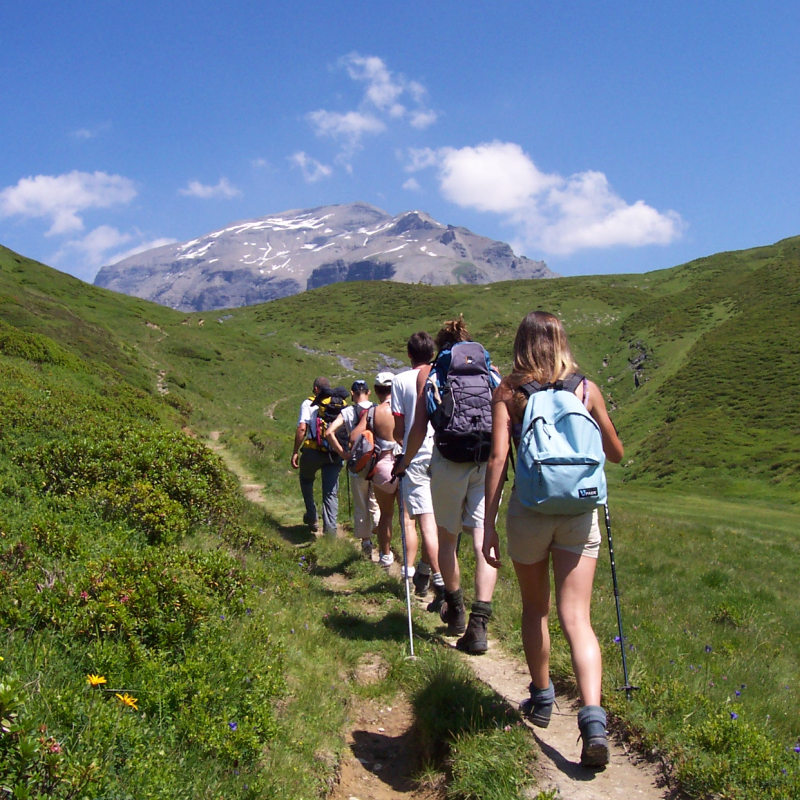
[208,433,668,799]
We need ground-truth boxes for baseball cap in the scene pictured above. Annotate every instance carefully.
[351,379,369,392]
[374,371,394,387]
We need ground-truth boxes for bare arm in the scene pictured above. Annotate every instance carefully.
[393,413,405,445]
[349,408,369,444]
[324,414,349,460]
[483,383,513,568]
[291,423,307,469]
[396,364,431,470]
[585,381,624,463]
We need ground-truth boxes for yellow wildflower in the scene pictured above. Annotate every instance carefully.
[115,693,139,710]
[86,674,107,687]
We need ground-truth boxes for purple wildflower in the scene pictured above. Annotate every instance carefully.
[705,645,713,653]
[228,721,238,731]
[730,712,739,720]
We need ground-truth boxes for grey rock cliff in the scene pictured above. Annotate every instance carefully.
[94,202,557,311]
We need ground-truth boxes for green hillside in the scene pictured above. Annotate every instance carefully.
[2,239,800,798]
[4,236,799,503]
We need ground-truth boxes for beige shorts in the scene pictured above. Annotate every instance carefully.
[371,451,398,494]
[505,488,601,564]
[430,450,485,533]
[402,457,434,516]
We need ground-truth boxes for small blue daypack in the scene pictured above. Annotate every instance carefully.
[425,341,500,463]
[515,374,607,514]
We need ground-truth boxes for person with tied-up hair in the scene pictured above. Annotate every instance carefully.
[483,310,623,768]
[394,316,499,655]
[325,379,380,558]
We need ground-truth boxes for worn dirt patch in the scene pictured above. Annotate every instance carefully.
[329,694,442,800]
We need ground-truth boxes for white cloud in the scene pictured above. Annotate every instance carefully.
[403,177,421,191]
[252,158,269,169]
[306,110,386,141]
[71,122,111,140]
[52,225,132,280]
[437,142,558,213]
[408,141,684,255]
[0,171,137,235]
[53,228,178,281]
[409,109,437,129]
[342,53,405,112]
[289,152,333,183]
[179,177,240,199]
[302,53,438,171]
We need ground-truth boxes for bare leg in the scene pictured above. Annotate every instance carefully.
[512,557,552,690]
[416,512,440,573]
[400,494,418,568]
[552,549,602,707]
[466,525,497,603]
[437,526,460,591]
[373,487,396,556]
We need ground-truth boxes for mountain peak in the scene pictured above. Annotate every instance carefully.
[94,203,556,311]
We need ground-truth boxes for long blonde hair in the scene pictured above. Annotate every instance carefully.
[510,311,579,414]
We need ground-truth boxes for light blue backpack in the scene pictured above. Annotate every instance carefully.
[515,374,607,514]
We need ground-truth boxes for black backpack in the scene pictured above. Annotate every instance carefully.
[424,341,500,463]
[312,387,348,453]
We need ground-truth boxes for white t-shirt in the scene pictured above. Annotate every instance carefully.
[297,397,314,427]
[390,367,433,462]
[341,401,373,435]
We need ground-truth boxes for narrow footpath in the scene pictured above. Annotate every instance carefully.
[206,433,669,800]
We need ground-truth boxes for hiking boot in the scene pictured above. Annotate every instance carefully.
[439,588,466,635]
[427,583,446,613]
[456,601,492,654]
[578,705,609,768]
[379,552,394,569]
[412,569,431,597]
[520,679,555,728]
[303,513,319,533]
[361,540,373,559]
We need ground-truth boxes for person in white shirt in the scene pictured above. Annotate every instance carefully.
[325,380,380,558]
[391,332,445,611]
[291,376,343,535]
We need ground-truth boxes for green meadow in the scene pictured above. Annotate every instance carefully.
[1,237,799,798]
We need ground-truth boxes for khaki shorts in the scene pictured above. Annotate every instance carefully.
[505,487,601,564]
[402,457,434,516]
[430,450,485,533]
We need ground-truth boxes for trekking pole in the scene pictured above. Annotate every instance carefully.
[603,503,638,700]
[346,469,352,518]
[396,477,416,659]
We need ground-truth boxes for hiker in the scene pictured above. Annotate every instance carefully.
[393,315,499,654]
[350,372,399,569]
[391,332,445,610]
[290,376,345,536]
[325,379,380,558]
[483,310,624,768]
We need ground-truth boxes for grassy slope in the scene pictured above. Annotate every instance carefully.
[3,238,800,797]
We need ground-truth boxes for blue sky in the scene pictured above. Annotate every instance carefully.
[1,1,798,282]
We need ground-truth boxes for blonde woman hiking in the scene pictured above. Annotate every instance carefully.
[483,311,623,768]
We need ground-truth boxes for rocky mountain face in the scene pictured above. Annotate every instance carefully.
[94,202,557,311]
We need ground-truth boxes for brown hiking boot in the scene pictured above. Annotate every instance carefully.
[456,601,492,654]
[440,588,466,635]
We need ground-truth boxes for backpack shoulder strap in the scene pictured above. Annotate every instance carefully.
[560,372,585,393]
[519,380,545,398]
[366,405,376,431]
